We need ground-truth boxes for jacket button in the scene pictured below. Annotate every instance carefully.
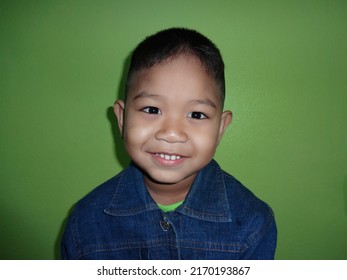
[160,220,171,231]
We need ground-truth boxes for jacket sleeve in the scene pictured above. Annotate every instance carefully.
[60,212,79,260]
[242,206,278,260]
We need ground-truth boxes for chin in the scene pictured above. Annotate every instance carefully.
[147,174,183,185]
[145,170,193,185]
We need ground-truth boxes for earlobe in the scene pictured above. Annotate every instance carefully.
[218,110,232,144]
[113,100,125,137]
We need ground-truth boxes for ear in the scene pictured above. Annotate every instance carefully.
[217,110,232,144]
[113,100,125,137]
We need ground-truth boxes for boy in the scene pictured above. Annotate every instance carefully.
[61,28,277,259]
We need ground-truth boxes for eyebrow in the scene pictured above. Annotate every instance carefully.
[189,98,217,109]
[132,91,217,109]
[132,91,161,101]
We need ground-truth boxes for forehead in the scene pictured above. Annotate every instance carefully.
[127,56,222,106]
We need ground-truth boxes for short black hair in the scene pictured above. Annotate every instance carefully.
[125,27,225,105]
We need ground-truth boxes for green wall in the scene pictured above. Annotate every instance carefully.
[1,0,346,259]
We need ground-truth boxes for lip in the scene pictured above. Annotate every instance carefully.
[150,152,187,167]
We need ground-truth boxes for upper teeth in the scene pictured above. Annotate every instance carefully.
[156,153,181,160]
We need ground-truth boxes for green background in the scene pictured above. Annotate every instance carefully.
[1,0,346,259]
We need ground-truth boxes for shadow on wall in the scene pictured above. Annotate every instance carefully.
[54,54,132,259]
[107,106,130,170]
[107,53,132,170]
[344,176,347,218]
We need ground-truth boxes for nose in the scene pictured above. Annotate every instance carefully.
[155,117,188,143]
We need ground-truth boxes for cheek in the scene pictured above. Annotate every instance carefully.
[123,119,153,146]
[190,125,220,151]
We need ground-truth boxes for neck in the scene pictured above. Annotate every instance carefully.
[143,175,195,205]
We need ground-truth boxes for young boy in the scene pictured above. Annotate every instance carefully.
[61,28,277,259]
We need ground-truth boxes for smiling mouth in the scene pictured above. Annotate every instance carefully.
[150,152,186,167]
[155,153,181,161]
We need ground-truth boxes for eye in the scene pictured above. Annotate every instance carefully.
[142,106,161,114]
[187,112,208,119]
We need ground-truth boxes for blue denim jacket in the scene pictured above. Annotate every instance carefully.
[61,160,277,259]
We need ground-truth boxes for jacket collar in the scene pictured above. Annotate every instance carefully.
[104,160,232,222]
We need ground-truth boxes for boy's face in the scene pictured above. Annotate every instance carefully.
[114,56,232,191]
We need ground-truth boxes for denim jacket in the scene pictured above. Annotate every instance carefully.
[61,160,277,259]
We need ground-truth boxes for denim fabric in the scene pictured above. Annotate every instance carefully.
[61,160,277,259]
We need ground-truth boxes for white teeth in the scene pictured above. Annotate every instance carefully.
[156,153,181,161]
